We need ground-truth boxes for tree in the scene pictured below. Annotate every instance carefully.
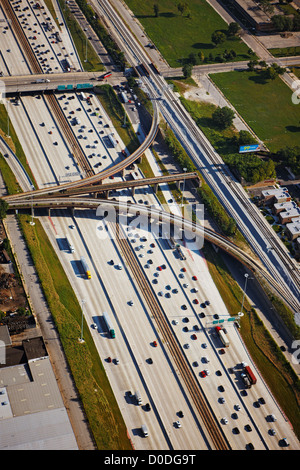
[259,0,274,14]
[0,199,8,220]
[188,52,197,65]
[153,3,159,17]
[247,59,258,71]
[227,22,241,36]
[177,2,189,16]
[182,63,193,79]
[211,30,226,46]
[212,106,235,129]
[198,51,205,63]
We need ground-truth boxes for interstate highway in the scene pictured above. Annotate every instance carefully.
[93,0,300,318]
[1,0,299,450]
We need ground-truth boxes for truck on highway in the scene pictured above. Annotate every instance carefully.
[108,133,117,148]
[65,234,75,253]
[35,78,50,83]
[121,91,128,103]
[241,365,257,388]
[80,256,91,279]
[244,365,257,385]
[215,326,229,347]
[103,311,115,338]
[135,390,142,405]
[141,424,148,437]
[241,372,251,389]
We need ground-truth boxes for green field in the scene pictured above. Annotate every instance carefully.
[125,0,251,67]
[210,70,300,152]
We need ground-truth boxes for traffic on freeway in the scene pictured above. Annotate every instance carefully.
[0,0,299,452]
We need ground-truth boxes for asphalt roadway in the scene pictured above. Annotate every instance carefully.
[3,209,95,450]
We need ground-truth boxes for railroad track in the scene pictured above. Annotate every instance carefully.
[108,219,230,450]
[1,0,41,74]
[1,0,93,179]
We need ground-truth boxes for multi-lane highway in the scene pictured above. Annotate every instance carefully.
[1,0,299,451]
[93,0,300,319]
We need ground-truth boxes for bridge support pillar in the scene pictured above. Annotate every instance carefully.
[154,183,158,194]
[131,186,135,195]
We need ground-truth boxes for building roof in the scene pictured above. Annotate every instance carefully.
[273,201,296,212]
[280,207,300,221]
[0,407,78,450]
[0,341,78,450]
[286,218,300,236]
[262,187,290,200]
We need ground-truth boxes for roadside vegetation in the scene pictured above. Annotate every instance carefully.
[124,0,252,67]
[0,104,36,188]
[57,0,104,72]
[210,70,300,155]
[202,243,300,439]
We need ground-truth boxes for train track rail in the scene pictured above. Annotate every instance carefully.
[1,0,93,179]
[108,219,230,450]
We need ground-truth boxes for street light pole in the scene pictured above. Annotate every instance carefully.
[79,299,86,343]
[240,273,249,316]
[181,167,187,207]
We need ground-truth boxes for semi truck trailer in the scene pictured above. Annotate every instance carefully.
[103,312,115,338]
[215,326,229,347]
[65,234,75,253]
[135,390,142,405]
[80,256,91,279]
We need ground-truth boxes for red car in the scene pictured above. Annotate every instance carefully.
[153,341,158,347]
[182,267,186,272]
[193,299,199,304]
[157,266,162,271]
[200,370,206,378]
[192,275,198,281]
[191,334,197,340]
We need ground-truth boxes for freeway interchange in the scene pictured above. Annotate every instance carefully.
[0,0,299,451]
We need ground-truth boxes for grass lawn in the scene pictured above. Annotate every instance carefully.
[210,70,300,152]
[124,0,251,67]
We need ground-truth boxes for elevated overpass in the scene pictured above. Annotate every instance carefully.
[1,71,122,94]
[50,171,200,198]
[7,196,298,314]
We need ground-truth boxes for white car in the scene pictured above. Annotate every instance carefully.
[175,420,181,428]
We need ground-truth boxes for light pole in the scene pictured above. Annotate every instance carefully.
[84,36,88,63]
[29,185,35,225]
[240,273,249,316]
[181,167,187,207]
[79,299,86,343]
